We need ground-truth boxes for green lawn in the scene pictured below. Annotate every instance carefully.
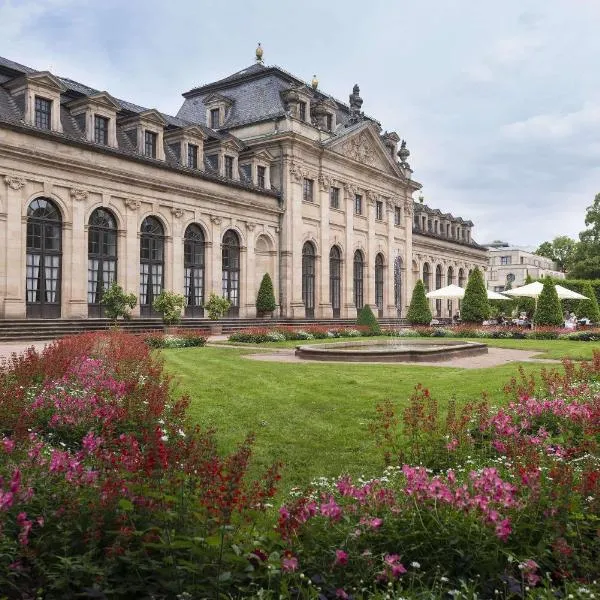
[161,338,596,492]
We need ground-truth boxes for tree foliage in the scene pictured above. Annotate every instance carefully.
[357,305,381,334]
[535,236,576,272]
[577,281,600,323]
[406,280,432,325]
[256,273,277,314]
[460,268,490,324]
[534,278,564,326]
[565,193,600,279]
[153,290,186,326]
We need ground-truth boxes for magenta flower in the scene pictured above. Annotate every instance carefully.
[336,589,349,599]
[320,496,342,520]
[369,517,383,529]
[384,553,401,565]
[335,549,349,566]
[2,437,15,453]
[495,518,512,541]
[282,555,298,572]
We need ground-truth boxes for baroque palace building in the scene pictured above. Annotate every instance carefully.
[0,47,487,321]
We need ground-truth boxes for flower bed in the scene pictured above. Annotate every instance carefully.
[143,328,208,348]
[229,325,369,343]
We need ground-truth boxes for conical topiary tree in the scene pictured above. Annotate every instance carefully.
[407,279,432,325]
[517,274,536,317]
[256,273,277,315]
[534,278,563,326]
[577,281,600,323]
[461,267,490,324]
[357,305,381,335]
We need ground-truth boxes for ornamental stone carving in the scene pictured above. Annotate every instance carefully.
[403,197,414,217]
[170,207,183,218]
[245,221,256,231]
[4,175,26,190]
[386,200,395,212]
[70,188,88,202]
[124,198,140,211]
[210,215,222,225]
[366,190,378,206]
[288,161,303,182]
[339,132,377,166]
[318,172,334,191]
[342,181,358,197]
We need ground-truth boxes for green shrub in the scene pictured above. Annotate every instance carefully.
[357,305,381,334]
[100,282,137,323]
[461,267,490,324]
[255,273,277,314]
[145,332,207,348]
[577,281,600,323]
[152,290,186,325]
[534,278,564,326]
[406,280,432,325]
[204,293,231,320]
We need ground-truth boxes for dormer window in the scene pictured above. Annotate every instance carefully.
[257,166,266,188]
[210,108,220,128]
[35,96,52,129]
[187,143,198,169]
[144,130,157,158]
[94,115,109,145]
[225,155,234,179]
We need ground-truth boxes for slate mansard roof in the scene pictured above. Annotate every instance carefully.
[0,56,278,197]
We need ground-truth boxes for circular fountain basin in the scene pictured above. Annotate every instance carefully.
[295,338,488,363]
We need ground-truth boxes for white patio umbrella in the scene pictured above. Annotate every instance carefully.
[504,281,588,301]
[426,284,510,301]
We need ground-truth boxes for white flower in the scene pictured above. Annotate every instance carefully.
[161,435,168,442]
[178,428,186,438]
[411,561,421,569]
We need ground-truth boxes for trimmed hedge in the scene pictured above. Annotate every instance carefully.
[547,277,600,317]
[256,273,277,314]
[577,281,600,323]
[357,305,381,334]
[534,278,564,326]
[407,279,432,325]
[461,267,490,324]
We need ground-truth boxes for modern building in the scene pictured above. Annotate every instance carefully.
[485,241,564,292]
[0,47,487,321]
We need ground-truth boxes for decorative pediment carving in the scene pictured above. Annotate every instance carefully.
[4,175,26,190]
[339,132,378,166]
[70,188,88,202]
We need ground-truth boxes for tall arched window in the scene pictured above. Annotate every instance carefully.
[353,250,364,311]
[435,265,443,317]
[26,198,62,318]
[394,256,403,317]
[88,208,117,317]
[222,230,240,317]
[458,268,465,287]
[375,253,384,318]
[422,263,431,293]
[302,242,316,318]
[184,224,205,317]
[447,266,454,316]
[140,216,164,316]
[329,246,342,318]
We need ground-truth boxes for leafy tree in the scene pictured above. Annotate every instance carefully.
[535,236,576,271]
[460,267,490,324]
[406,280,432,325]
[577,282,600,323]
[100,282,137,324]
[517,274,536,317]
[357,305,381,335]
[568,193,600,278]
[256,273,277,315]
[153,290,186,326]
[534,278,563,326]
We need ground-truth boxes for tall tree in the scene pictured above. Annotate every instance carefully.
[534,236,576,271]
[461,267,490,324]
[534,278,563,326]
[569,193,600,279]
[406,280,432,325]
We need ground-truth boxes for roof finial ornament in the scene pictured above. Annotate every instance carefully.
[348,83,364,124]
[255,42,264,64]
[311,74,318,90]
[397,139,411,167]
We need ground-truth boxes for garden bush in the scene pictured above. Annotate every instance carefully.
[406,279,432,325]
[461,267,490,324]
[144,329,207,348]
[534,278,564,326]
[357,305,381,335]
[577,281,600,323]
[152,290,186,325]
[256,272,277,315]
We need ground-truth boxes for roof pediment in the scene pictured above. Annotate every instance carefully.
[324,122,404,178]
[137,109,167,126]
[4,70,67,94]
[67,91,120,111]
[203,92,234,107]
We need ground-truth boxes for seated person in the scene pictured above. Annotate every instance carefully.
[565,312,577,330]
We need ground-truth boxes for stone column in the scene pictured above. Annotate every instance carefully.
[343,183,355,318]
[239,244,248,317]
[170,208,184,295]
[244,222,256,317]
[403,196,414,314]
[209,215,223,297]
[2,175,26,318]
[67,188,88,318]
[318,174,332,318]
[124,198,141,317]
[288,160,305,318]
[366,192,377,308]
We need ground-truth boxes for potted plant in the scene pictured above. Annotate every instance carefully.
[152,290,186,333]
[204,293,231,335]
[100,282,137,327]
[255,273,277,318]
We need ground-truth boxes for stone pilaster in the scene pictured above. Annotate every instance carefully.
[67,189,87,318]
[403,196,414,314]
[209,215,223,297]
[385,200,396,317]
[318,174,331,318]
[124,199,141,317]
[170,208,184,296]
[244,222,256,317]
[343,183,355,318]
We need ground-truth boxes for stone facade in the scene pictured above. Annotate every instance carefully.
[0,53,488,320]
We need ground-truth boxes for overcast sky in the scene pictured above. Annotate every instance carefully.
[2,0,599,247]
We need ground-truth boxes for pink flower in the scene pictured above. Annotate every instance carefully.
[2,437,15,453]
[391,563,407,577]
[320,496,342,520]
[521,559,540,586]
[335,549,348,566]
[336,589,349,599]
[446,438,459,451]
[282,555,298,572]
[384,553,401,566]
[495,518,512,541]
[369,517,383,529]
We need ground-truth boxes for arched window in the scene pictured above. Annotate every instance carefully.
[222,230,240,317]
[353,250,364,311]
[447,266,454,316]
[458,268,465,287]
[184,224,205,317]
[375,254,384,317]
[435,265,443,317]
[88,208,117,317]
[140,216,164,316]
[394,256,403,317]
[26,198,62,318]
[422,263,431,293]
[302,242,316,318]
[329,246,342,318]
